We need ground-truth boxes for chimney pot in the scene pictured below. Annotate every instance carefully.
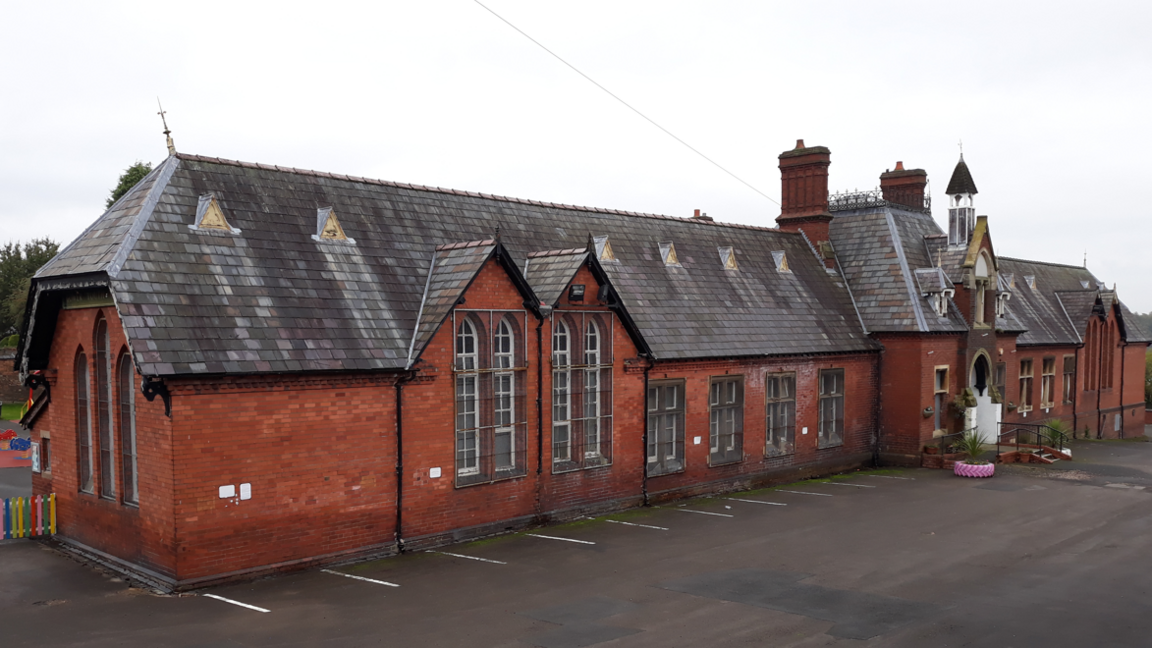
[795,139,805,149]
[694,209,700,218]
[895,161,904,171]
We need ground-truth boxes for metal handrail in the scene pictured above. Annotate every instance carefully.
[996,422,1067,458]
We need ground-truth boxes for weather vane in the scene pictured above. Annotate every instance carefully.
[157,98,176,156]
[958,139,964,159]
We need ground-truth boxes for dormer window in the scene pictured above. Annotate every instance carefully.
[771,250,790,273]
[659,242,680,267]
[1024,275,1036,290]
[933,290,954,318]
[718,246,737,270]
[594,235,617,262]
[312,207,355,244]
[189,194,241,234]
[996,291,1011,318]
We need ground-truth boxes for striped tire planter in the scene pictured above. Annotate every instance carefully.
[954,462,995,478]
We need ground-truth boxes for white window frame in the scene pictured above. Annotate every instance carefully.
[455,318,480,477]
[583,321,601,459]
[552,320,572,463]
[818,369,845,449]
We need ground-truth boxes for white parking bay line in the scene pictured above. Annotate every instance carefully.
[669,508,734,518]
[826,482,876,488]
[776,490,832,497]
[201,593,270,613]
[605,519,669,530]
[727,498,787,506]
[867,474,915,480]
[430,551,507,564]
[526,533,596,545]
[321,569,400,587]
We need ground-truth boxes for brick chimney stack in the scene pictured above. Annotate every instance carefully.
[879,161,929,211]
[776,140,834,264]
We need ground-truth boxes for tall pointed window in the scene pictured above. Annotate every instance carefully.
[552,312,613,473]
[95,315,115,498]
[76,351,93,494]
[453,311,528,486]
[493,318,515,472]
[118,353,138,505]
[583,321,601,459]
[455,319,479,477]
[552,321,571,463]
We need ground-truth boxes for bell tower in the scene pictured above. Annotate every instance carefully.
[946,154,978,247]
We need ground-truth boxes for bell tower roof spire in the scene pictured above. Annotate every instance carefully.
[946,155,978,195]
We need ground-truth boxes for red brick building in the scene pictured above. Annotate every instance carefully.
[16,141,1147,589]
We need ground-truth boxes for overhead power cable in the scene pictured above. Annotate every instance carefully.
[473,0,779,206]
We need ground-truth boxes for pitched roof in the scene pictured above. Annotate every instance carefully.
[945,157,979,195]
[24,154,876,376]
[998,258,1099,346]
[524,249,589,307]
[830,207,968,333]
[407,240,499,368]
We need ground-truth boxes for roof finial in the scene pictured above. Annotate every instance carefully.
[958,138,964,160]
[157,98,176,156]
[1083,249,1087,268]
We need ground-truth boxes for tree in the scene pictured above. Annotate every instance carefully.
[106,161,153,208]
[0,238,60,335]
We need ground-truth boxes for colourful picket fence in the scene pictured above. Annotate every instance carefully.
[2,494,55,539]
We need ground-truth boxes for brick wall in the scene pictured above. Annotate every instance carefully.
[30,306,176,577]
[168,372,400,581]
[644,352,878,498]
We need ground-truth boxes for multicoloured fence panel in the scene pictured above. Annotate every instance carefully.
[2,494,55,539]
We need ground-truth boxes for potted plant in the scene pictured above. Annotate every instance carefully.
[953,428,995,478]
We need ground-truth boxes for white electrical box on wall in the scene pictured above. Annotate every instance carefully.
[219,484,235,499]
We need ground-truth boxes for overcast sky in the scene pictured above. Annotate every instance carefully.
[3,1,1150,311]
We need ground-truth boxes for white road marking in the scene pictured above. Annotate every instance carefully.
[825,482,876,488]
[430,551,507,564]
[727,498,787,506]
[321,569,400,587]
[866,475,914,480]
[776,490,832,497]
[605,519,669,530]
[201,593,270,613]
[668,508,734,518]
[526,533,596,545]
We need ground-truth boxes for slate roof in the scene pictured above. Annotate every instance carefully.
[997,258,1101,346]
[407,240,499,368]
[523,249,589,307]
[23,154,877,377]
[830,207,968,333]
[1118,302,1152,343]
[945,157,979,195]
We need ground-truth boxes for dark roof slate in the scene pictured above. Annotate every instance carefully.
[945,158,979,195]
[831,207,967,333]
[524,249,588,307]
[998,258,1098,346]
[28,154,876,376]
[408,241,498,367]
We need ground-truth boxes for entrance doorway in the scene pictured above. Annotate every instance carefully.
[969,353,1001,444]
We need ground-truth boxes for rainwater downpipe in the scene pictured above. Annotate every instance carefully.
[394,369,416,552]
[1119,338,1127,438]
[1072,345,1081,438]
[536,315,544,476]
[1097,324,1105,439]
[641,355,652,506]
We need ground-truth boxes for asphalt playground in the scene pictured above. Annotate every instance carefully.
[4,434,1152,647]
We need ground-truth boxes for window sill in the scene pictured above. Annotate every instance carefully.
[646,464,684,478]
[454,470,527,488]
[764,447,794,458]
